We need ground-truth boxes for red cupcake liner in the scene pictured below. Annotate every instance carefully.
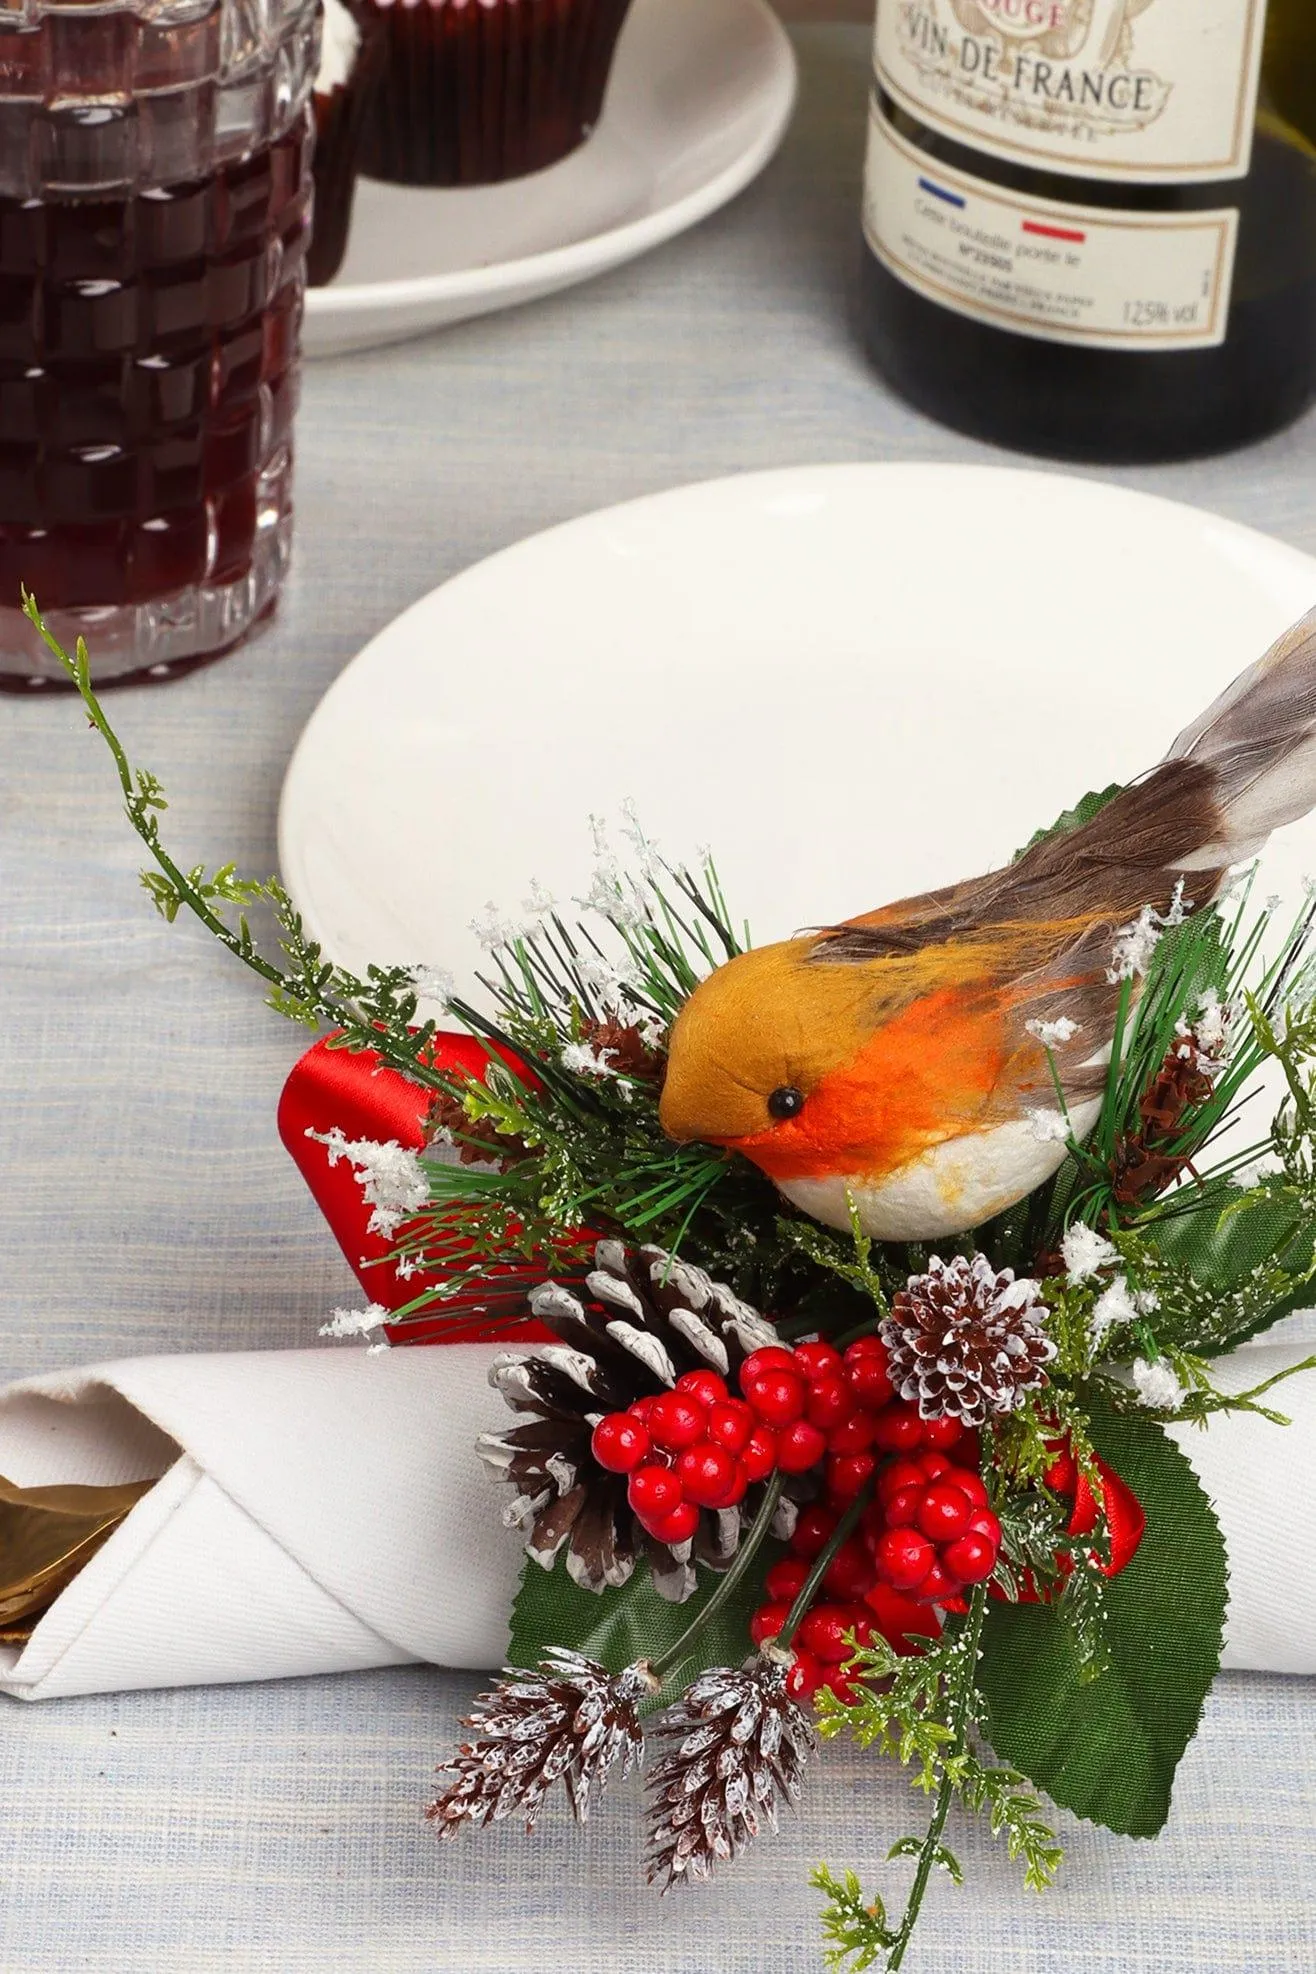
[308,6,389,286]
[359,0,635,187]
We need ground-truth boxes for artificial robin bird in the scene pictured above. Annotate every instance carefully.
[658,607,1316,1241]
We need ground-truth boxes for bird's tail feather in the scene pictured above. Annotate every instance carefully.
[1165,605,1316,869]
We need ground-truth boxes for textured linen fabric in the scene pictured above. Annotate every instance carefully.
[1,21,1314,1968]
[0,1667,1311,1973]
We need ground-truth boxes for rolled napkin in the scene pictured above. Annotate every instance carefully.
[0,1347,524,1701]
[1,1339,1312,1701]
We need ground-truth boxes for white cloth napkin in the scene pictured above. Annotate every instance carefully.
[1,1339,1312,1701]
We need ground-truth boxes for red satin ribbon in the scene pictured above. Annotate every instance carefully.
[988,1452,1145,1608]
[277,1031,553,1344]
[1065,1454,1147,1579]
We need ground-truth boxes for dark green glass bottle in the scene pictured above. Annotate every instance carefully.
[860,1,1316,462]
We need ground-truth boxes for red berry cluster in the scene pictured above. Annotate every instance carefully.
[590,1365,777,1546]
[747,1441,1003,1703]
[750,1536,878,1705]
[591,1332,1003,1683]
[866,1452,1001,1601]
[590,1336,902,1544]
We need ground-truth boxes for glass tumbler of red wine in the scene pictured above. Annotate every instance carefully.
[0,0,319,689]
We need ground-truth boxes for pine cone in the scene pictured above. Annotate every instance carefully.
[426,1087,529,1167]
[646,1659,816,1887]
[579,1014,665,1082]
[427,1649,653,1838]
[880,1253,1057,1427]
[478,1240,796,1603]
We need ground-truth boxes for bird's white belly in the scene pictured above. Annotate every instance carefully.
[775,1102,1103,1242]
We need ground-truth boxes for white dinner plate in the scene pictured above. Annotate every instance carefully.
[303,0,797,359]
[279,463,1316,1015]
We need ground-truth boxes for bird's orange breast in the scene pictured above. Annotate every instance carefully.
[732,984,1013,1185]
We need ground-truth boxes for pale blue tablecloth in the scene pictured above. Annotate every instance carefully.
[1,26,1313,1973]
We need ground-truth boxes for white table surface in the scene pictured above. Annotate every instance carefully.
[2,23,1314,1973]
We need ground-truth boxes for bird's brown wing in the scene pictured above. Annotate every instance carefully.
[815,757,1224,964]
[978,918,1129,1125]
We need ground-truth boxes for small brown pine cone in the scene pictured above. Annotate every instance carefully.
[645,1658,816,1888]
[880,1252,1056,1427]
[579,1014,665,1082]
[425,1088,529,1167]
[477,1240,799,1603]
[426,1650,654,1838]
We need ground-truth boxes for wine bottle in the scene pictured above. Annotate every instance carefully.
[859,1,1316,462]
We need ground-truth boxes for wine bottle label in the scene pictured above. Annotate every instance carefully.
[864,101,1239,350]
[873,0,1269,184]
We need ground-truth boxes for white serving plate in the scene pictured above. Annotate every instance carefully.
[303,0,797,358]
[279,463,1316,1021]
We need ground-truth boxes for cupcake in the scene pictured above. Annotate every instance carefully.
[358,0,636,188]
[308,0,386,287]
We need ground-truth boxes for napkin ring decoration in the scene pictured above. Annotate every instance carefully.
[40,593,1316,1972]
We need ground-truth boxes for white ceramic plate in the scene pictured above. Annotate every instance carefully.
[279,462,1316,1015]
[303,0,797,359]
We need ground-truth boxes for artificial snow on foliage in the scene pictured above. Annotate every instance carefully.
[1061,1222,1119,1283]
[310,1128,430,1238]
[1090,1275,1139,1341]
[1132,1357,1188,1412]
[559,1039,623,1080]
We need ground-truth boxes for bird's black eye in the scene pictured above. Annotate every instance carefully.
[767,1085,806,1121]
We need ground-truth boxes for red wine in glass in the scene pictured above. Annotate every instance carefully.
[0,0,317,688]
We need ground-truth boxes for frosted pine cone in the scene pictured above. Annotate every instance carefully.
[880,1253,1056,1427]
[478,1240,792,1603]
[426,1649,654,1838]
[646,1659,816,1888]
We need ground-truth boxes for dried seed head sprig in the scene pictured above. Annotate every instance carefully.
[426,1649,656,1838]
[881,1254,1056,1426]
[645,1657,817,1888]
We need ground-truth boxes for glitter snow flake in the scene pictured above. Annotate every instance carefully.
[1026,1015,1082,1049]
[1026,1107,1073,1144]
[1090,1275,1139,1341]
[1107,882,1190,984]
[319,1303,390,1339]
[408,963,455,1007]
[1131,1358,1186,1412]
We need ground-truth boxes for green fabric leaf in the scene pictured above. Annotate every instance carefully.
[978,1393,1227,1838]
[1140,1183,1316,1350]
[1013,784,1124,862]
[506,1543,781,1703]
